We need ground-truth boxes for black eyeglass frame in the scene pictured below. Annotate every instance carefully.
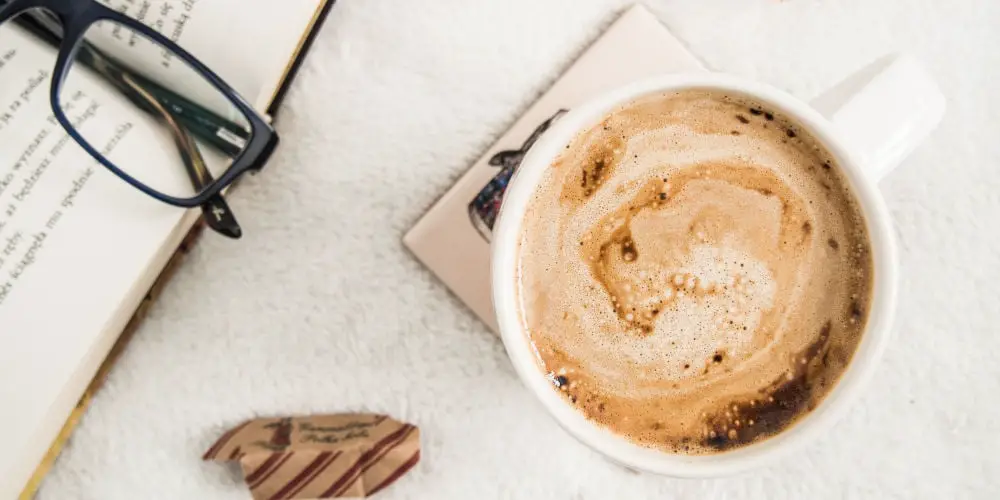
[0,0,279,208]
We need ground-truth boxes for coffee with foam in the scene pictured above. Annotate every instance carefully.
[515,89,873,454]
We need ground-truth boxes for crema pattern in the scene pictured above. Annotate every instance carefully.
[516,90,874,454]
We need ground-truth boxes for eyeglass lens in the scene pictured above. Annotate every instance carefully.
[54,17,253,199]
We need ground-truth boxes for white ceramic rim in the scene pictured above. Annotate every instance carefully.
[490,72,899,478]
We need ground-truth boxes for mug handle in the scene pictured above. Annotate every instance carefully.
[808,53,946,181]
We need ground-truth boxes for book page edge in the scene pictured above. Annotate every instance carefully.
[254,0,335,114]
[16,212,204,500]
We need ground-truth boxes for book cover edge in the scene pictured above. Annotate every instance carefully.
[265,0,337,119]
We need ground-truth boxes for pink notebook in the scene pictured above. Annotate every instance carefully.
[404,4,707,333]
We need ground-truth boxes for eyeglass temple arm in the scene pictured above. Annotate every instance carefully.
[80,42,249,156]
[14,12,246,237]
[117,72,242,239]
[46,30,243,238]
[14,12,249,156]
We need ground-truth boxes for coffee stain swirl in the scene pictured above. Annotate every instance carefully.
[562,130,626,201]
[582,162,814,337]
[516,90,873,455]
[701,320,833,450]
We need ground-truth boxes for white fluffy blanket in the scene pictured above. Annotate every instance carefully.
[39,0,997,497]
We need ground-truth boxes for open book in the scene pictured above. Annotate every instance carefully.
[0,0,334,496]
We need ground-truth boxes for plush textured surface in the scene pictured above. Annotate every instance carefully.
[38,0,998,498]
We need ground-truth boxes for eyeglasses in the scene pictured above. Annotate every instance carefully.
[0,0,280,238]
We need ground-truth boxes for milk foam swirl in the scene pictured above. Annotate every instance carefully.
[516,91,873,453]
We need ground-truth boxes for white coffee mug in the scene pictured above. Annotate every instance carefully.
[490,53,945,477]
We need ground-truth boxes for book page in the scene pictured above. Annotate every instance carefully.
[0,23,193,498]
[0,0,322,492]
[92,0,326,111]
